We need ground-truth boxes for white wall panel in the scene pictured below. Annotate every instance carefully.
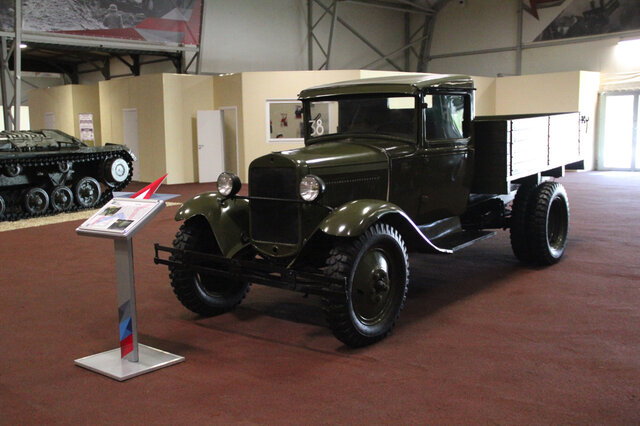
[201,0,306,73]
[430,0,518,56]
[427,0,638,77]
[199,0,406,73]
[429,51,516,77]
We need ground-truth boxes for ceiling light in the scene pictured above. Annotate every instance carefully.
[19,43,27,49]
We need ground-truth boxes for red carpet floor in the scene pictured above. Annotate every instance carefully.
[1,171,639,424]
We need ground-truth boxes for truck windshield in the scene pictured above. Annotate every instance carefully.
[306,95,416,142]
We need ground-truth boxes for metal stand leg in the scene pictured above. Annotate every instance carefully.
[74,237,184,381]
[114,238,139,362]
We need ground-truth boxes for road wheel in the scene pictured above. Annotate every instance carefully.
[74,176,101,208]
[24,187,49,215]
[529,182,569,265]
[510,183,536,263]
[3,163,22,177]
[169,217,251,316]
[323,223,409,347]
[51,186,74,212]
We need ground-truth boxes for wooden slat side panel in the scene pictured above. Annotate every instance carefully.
[471,112,582,194]
[549,112,581,166]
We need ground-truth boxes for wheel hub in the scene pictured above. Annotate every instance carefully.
[107,158,130,183]
[371,267,390,302]
[352,249,393,321]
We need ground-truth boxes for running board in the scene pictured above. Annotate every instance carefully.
[431,229,496,252]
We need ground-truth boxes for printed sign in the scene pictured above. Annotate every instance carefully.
[76,197,164,238]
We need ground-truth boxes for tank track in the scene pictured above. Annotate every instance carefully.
[0,150,133,222]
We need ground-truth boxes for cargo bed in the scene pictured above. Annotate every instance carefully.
[471,112,584,194]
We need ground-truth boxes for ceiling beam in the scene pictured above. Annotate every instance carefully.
[342,0,435,15]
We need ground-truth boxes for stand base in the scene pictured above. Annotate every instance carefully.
[74,344,184,381]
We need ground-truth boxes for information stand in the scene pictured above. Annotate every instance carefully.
[74,198,184,381]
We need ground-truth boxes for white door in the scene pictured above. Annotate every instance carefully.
[122,108,140,181]
[196,110,225,183]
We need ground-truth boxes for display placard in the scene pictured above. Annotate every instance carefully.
[76,198,165,239]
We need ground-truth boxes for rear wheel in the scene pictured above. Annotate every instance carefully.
[323,223,409,347]
[169,217,251,316]
[510,183,536,263]
[529,182,569,265]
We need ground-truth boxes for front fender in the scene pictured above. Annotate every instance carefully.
[318,199,450,254]
[320,199,404,237]
[175,192,249,258]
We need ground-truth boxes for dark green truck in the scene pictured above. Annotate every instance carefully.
[155,74,584,347]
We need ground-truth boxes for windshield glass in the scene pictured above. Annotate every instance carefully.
[306,95,417,142]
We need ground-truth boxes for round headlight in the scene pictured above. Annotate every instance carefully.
[217,172,241,197]
[299,175,325,202]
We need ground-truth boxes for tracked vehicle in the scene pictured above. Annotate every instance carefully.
[155,74,584,347]
[0,129,135,221]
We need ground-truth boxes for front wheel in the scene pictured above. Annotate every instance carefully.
[169,217,251,316]
[323,223,409,347]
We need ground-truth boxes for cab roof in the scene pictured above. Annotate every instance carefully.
[298,74,473,99]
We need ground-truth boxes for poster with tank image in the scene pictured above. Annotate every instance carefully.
[0,0,202,46]
[533,0,640,41]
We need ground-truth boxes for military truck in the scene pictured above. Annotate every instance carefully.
[155,74,584,347]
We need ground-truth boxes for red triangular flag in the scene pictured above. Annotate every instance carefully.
[130,174,168,199]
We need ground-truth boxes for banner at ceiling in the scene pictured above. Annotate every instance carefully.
[0,0,202,46]
[532,0,640,42]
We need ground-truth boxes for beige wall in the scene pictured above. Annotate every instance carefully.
[494,71,600,170]
[100,74,214,184]
[28,85,75,135]
[29,85,100,144]
[578,71,601,170]
[495,71,583,115]
[213,74,243,175]
[238,70,362,181]
[28,70,600,185]
[71,85,100,145]
[99,74,166,183]
[162,74,214,184]
[472,76,496,116]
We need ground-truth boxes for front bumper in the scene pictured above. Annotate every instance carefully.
[154,244,346,297]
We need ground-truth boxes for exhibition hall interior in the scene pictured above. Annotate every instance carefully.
[1,0,639,423]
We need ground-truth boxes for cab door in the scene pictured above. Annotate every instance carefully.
[418,91,473,224]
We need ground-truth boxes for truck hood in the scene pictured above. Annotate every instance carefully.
[276,139,392,170]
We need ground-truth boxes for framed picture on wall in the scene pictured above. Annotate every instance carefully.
[266,100,305,142]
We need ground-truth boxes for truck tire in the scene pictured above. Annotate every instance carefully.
[510,183,536,263]
[323,223,409,347]
[169,217,251,316]
[529,182,569,265]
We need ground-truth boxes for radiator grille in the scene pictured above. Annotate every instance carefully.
[249,167,299,244]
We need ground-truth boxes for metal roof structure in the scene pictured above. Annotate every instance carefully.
[307,0,452,71]
[0,0,201,131]
[1,0,452,131]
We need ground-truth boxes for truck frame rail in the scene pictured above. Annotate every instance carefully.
[154,244,346,297]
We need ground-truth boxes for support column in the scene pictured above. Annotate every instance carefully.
[14,0,20,129]
[516,0,523,75]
